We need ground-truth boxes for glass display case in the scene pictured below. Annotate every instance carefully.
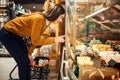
[61,0,120,80]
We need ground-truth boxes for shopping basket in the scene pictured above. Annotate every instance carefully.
[9,56,51,80]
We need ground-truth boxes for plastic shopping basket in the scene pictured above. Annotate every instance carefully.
[9,56,51,80]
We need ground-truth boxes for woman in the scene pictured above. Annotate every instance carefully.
[0,4,65,80]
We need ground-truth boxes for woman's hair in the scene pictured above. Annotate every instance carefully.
[16,4,65,21]
[44,4,65,21]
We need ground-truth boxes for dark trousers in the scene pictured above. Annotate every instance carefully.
[0,28,31,80]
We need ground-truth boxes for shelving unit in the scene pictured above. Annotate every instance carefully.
[0,0,9,28]
[0,0,11,56]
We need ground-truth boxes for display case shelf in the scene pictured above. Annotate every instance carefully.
[65,0,120,80]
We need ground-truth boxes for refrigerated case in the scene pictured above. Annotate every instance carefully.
[61,0,120,80]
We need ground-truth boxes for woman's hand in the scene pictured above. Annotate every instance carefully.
[54,35,65,43]
[28,55,34,65]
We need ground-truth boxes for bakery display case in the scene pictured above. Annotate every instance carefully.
[61,0,120,80]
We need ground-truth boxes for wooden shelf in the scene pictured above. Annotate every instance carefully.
[0,53,12,57]
[0,4,6,7]
[0,9,8,12]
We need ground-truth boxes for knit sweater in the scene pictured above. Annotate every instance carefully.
[4,13,54,55]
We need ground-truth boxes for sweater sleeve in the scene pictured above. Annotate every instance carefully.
[28,44,36,55]
[31,16,55,46]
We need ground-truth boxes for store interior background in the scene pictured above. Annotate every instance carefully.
[0,0,120,80]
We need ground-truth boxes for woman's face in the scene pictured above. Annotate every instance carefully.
[53,14,65,23]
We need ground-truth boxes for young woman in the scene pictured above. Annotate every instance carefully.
[0,4,65,80]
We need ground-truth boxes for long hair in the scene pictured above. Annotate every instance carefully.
[44,4,65,21]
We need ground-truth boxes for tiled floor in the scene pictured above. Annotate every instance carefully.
[0,57,18,80]
[0,57,59,80]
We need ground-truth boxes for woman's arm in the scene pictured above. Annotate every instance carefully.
[28,44,36,55]
[31,16,65,46]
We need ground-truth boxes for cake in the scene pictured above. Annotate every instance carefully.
[77,56,94,66]
[79,66,120,80]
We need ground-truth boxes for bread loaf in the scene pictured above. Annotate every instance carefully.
[79,66,120,80]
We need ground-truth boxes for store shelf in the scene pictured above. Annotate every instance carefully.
[0,53,12,57]
[89,18,120,33]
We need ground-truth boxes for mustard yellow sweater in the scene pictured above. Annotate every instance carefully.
[4,13,54,55]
